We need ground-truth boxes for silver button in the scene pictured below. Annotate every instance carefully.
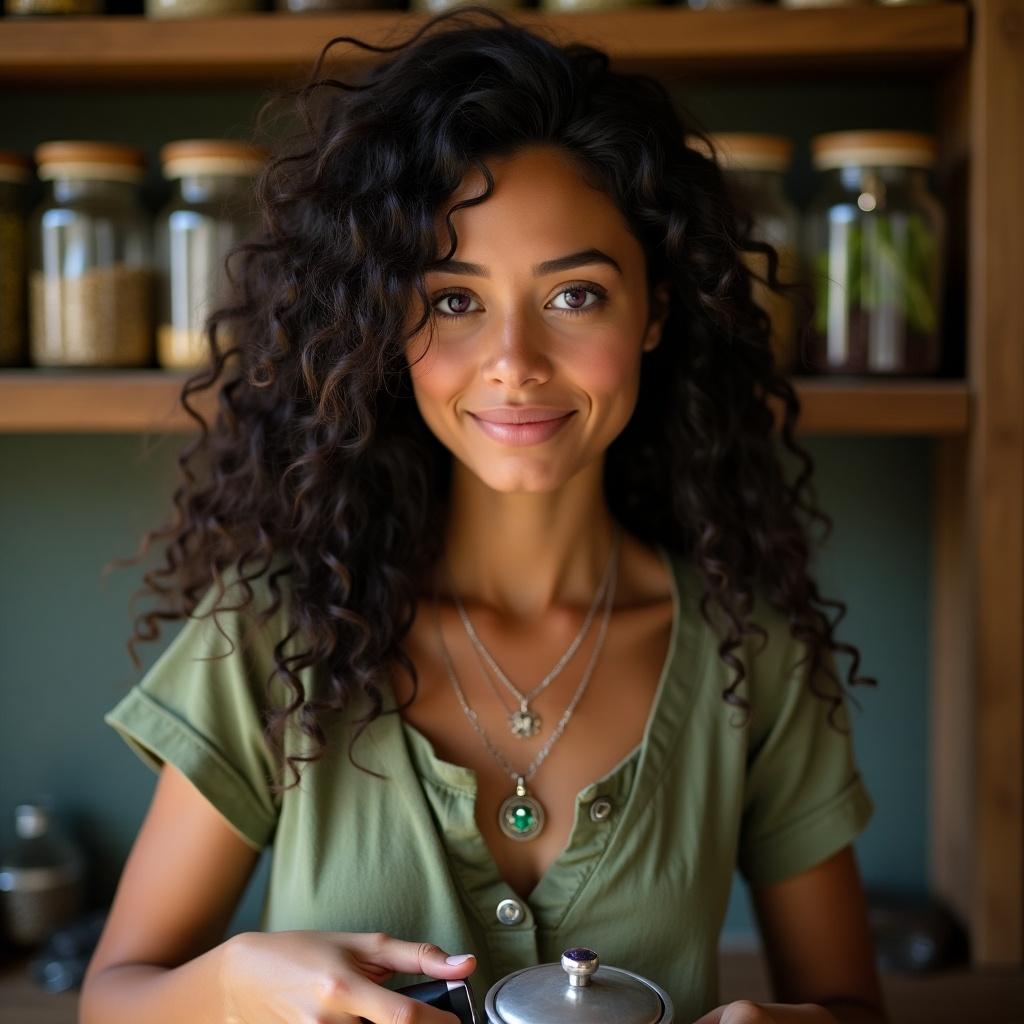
[589,796,613,823]
[496,897,525,926]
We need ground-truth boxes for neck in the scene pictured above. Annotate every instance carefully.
[439,457,618,622]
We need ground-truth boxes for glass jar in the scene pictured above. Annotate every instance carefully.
[29,141,153,368]
[155,139,266,370]
[689,132,800,375]
[145,0,261,17]
[804,130,945,376]
[0,152,32,368]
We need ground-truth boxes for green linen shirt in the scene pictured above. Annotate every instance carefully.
[104,546,875,1022]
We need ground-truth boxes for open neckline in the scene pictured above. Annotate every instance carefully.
[391,541,683,908]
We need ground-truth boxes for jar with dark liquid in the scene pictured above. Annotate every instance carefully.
[803,130,946,376]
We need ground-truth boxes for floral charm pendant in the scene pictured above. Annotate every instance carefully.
[499,776,546,841]
[509,700,542,739]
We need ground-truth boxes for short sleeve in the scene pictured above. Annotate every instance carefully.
[103,568,292,852]
[737,634,875,888]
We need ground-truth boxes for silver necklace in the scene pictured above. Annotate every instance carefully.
[433,535,621,842]
[444,526,620,740]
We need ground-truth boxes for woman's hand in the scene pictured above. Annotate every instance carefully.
[691,1002,839,1024]
[220,929,477,1024]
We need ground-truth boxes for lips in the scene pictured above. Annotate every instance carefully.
[468,408,576,447]
[471,406,575,424]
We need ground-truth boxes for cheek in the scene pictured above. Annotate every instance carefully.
[573,337,644,402]
[405,336,466,424]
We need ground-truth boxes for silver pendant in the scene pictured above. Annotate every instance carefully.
[509,700,542,739]
[499,776,545,841]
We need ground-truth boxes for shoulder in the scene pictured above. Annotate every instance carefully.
[145,552,302,711]
[671,552,841,727]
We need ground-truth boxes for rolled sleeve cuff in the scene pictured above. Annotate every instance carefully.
[104,687,276,852]
[738,774,875,887]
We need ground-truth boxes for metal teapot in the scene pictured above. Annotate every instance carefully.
[387,946,674,1024]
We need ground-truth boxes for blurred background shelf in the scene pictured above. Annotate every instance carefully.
[0,369,971,435]
[0,5,969,86]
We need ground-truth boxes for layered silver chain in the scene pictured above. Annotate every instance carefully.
[433,528,622,787]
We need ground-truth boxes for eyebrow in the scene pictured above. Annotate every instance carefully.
[426,248,623,279]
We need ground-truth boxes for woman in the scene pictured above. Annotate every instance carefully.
[82,8,886,1023]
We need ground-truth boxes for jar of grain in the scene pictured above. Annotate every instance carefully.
[804,130,945,376]
[29,141,153,368]
[688,132,800,375]
[155,139,266,370]
[0,152,32,368]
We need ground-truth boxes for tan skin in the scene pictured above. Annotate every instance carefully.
[80,143,887,1024]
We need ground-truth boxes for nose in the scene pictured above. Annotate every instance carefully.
[481,312,553,390]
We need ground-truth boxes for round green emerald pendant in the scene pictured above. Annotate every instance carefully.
[499,776,545,841]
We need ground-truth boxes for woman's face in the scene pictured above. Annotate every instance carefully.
[404,144,669,494]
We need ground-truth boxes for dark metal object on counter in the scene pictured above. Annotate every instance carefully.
[867,891,969,973]
[0,802,86,949]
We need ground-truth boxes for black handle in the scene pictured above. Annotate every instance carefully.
[359,977,478,1024]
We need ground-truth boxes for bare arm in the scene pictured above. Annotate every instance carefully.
[749,845,890,1024]
[79,762,261,1024]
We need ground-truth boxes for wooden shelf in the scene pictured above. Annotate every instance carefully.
[0,5,969,86]
[0,369,969,435]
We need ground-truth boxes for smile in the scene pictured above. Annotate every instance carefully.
[468,411,576,446]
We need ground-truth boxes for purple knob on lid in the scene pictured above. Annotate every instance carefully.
[561,947,600,986]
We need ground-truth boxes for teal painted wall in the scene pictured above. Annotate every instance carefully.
[0,433,932,945]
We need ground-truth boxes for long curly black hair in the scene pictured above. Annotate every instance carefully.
[106,5,877,794]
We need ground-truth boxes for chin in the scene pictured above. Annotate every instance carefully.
[471,460,569,494]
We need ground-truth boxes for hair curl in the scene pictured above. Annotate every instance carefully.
[105,5,877,795]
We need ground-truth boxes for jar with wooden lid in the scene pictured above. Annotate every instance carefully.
[28,141,153,368]
[155,140,266,370]
[0,152,32,368]
[804,130,945,376]
[688,132,800,375]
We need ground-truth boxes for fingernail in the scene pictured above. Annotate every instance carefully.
[445,953,474,966]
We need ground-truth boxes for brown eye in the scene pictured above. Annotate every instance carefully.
[549,283,607,316]
[432,290,476,319]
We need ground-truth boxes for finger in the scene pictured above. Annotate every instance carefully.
[320,970,461,1024]
[690,1008,726,1024]
[344,932,477,979]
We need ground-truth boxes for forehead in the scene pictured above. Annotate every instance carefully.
[430,145,637,262]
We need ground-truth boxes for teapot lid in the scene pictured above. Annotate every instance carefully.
[484,947,672,1024]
